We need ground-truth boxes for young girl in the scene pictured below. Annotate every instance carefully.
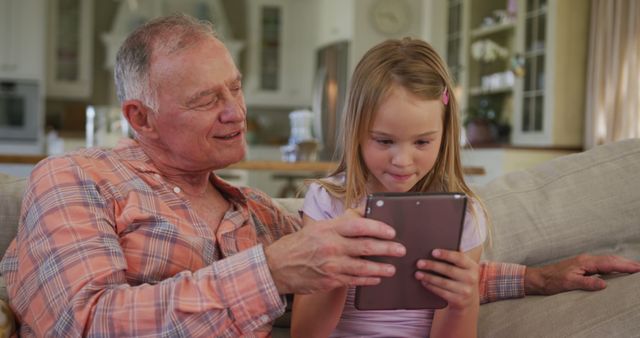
[291,37,487,337]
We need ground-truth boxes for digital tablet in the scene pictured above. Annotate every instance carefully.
[354,192,467,310]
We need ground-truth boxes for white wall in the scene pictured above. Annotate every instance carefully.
[315,0,354,48]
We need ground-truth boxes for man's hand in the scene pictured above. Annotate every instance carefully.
[524,254,640,295]
[264,209,406,295]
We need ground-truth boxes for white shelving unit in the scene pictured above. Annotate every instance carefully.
[46,0,95,99]
[0,0,46,81]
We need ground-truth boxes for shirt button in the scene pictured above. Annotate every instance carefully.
[154,173,161,179]
[173,186,181,194]
[260,315,269,322]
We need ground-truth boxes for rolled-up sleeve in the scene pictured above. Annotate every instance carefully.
[479,261,526,304]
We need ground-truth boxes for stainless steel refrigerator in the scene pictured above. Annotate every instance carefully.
[312,41,349,161]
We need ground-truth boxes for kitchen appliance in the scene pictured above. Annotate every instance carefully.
[288,109,315,145]
[0,80,39,142]
[312,41,349,161]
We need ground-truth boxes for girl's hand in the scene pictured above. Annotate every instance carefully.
[415,249,480,312]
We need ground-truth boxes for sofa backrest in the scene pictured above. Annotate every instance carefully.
[275,139,640,268]
[477,138,640,265]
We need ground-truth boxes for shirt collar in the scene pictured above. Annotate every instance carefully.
[114,138,248,204]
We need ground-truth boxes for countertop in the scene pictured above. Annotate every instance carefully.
[0,155,486,176]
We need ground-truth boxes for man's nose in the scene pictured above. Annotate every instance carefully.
[219,93,245,123]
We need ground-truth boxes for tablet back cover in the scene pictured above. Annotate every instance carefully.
[355,192,467,310]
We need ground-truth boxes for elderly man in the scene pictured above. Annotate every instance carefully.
[1,14,638,337]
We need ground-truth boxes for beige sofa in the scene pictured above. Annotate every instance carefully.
[2,139,640,337]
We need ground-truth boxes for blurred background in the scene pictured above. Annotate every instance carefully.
[0,0,638,196]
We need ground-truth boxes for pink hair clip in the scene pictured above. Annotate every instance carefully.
[442,87,450,106]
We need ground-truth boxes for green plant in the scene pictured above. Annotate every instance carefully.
[463,99,499,126]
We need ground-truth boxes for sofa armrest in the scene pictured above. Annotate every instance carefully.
[0,296,16,338]
[0,276,6,305]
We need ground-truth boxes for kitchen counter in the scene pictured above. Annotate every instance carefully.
[0,155,485,176]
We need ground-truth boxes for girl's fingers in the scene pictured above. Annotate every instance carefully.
[416,271,476,309]
[431,249,474,269]
[416,259,468,282]
[420,278,470,309]
[416,250,479,283]
[415,270,467,295]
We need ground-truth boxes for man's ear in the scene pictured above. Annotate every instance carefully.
[122,100,159,139]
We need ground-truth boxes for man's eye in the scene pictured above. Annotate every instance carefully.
[198,96,219,108]
[230,83,242,94]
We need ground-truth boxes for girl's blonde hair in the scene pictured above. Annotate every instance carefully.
[317,37,487,225]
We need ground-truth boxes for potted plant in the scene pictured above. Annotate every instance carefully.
[463,98,510,145]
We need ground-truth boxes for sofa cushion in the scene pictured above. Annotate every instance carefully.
[0,173,26,260]
[0,173,26,305]
[479,272,640,337]
[478,139,640,266]
[273,198,303,216]
[0,298,16,337]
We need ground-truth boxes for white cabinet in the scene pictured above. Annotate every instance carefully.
[101,0,244,73]
[244,0,316,108]
[445,0,589,148]
[511,0,589,147]
[46,0,94,99]
[0,0,46,81]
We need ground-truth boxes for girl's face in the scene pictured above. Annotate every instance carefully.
[361,83,443,193]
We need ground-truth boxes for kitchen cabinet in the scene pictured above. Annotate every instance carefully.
[511,0,589,147]
[244,0,316,108]
[446,0,589,147]
[46,0,94,99]
[0,0,46,81]
[102,0,243,75]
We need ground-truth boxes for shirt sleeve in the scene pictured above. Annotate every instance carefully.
[2,157,285,337]
[479,261,526,304]
[459,198,488,252]
[302,182,343,221]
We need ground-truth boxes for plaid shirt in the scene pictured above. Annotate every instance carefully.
[480,261,526,304]
[0,139,299,337]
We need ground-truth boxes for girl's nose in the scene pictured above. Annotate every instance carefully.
[391,147,413,167]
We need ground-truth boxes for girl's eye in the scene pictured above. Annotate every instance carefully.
[416,140,431,146]
[375,138,393,145]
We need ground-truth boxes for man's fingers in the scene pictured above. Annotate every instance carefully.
[339,256,396,278]
[344,237,405,258]
[334,215,397,240]
[572,275,607,291]
[583,255,640,274]
[347,276,382,287]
